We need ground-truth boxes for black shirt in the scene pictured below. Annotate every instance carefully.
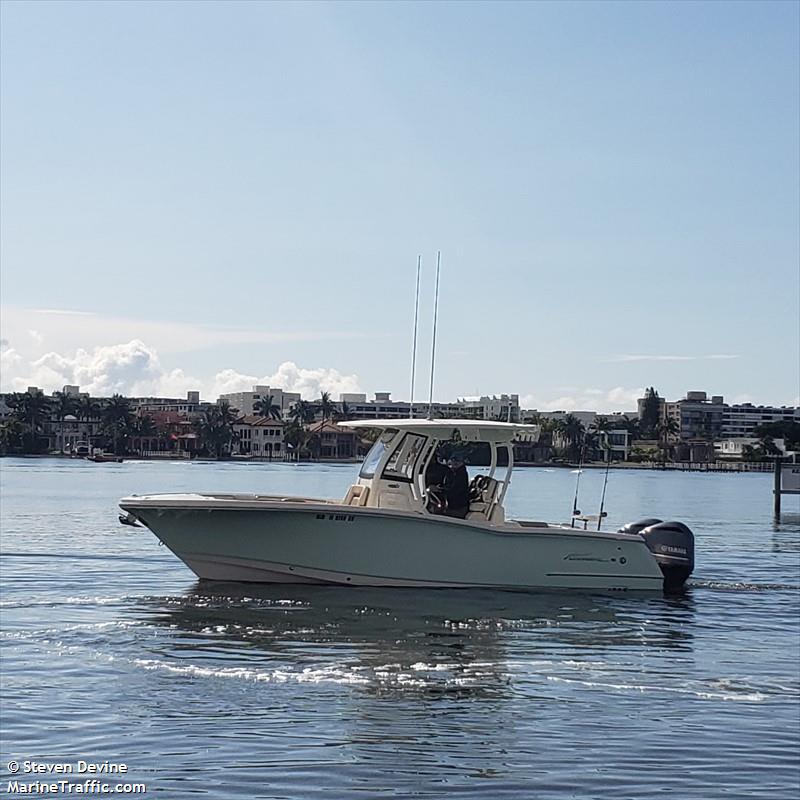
[446,464,470,510]
[425,459,450,487]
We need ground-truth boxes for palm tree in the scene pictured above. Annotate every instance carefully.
[758,436,781,457]
[77,395,101,422]
[101,394,134,455]
[655,418,680,465]
[619,415,641,441]
[193,401,239,459]
[339,400,352,422]
[0,418,25,454]
[594,416,615,462]
[7,390,52,453]
[254,394,282,420]
[52,391,79,453]
[283,420,308,461]
[317,391,336,425]
[560,414,586,460]
[289,400,316,426]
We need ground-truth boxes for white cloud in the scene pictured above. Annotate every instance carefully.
[17,340,177,396]
[521,386,644,414]
[606,386,645,408]
[28,329,44,345]
[210,361,362,400]
[268,361,361,399]
[1,339,207,397]
[211,368,258,397]
[0,338,362,402]
[1,344,23,376]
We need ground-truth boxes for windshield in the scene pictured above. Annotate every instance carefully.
[358,429,398,479]
[359,440,386,479]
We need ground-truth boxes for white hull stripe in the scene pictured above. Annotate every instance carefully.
[181,552,664,590]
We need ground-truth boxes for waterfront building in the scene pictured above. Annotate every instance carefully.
[638,391,724,441]
[143,411,199,456]
[676,392,725,440]
[337,392,463,420]
[233,415,284,458]
[305,420,358,460]
[54,415,101,454]
[637,390,798,443]
[219,386,300,417]
[457,394,520,422]
[537,410,598,428]
[715,438,761,460]
[597,429,632,461]
[131,391,205,418]
[722,404,799,438]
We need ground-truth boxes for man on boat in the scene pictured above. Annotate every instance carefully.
[425,453,451,489]
[444,453,470,519]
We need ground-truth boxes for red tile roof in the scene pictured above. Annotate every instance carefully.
[236,415,285,427]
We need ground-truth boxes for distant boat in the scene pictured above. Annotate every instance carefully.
[88,453,123,463]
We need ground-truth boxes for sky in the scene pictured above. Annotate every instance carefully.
[1,0,798,413]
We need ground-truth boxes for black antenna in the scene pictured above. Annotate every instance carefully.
[409,255,421,419]
[427,250,441,420]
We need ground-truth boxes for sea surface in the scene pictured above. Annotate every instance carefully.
[1,457,798,799]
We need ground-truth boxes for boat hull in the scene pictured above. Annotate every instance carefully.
[121,496,665,592]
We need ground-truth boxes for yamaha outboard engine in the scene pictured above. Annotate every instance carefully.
[618,518,695,591]
[618,518,663,537]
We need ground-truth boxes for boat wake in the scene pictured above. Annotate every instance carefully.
[689,580,800,593]
[545,675,772,703]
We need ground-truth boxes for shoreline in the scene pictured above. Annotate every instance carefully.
[0,453,777,473]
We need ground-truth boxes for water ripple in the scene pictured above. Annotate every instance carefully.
[1,458,798,800]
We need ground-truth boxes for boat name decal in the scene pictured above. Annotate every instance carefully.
[564,553,612,563]
[315,513,356,522]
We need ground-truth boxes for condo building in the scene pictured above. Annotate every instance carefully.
[219,386,301,416]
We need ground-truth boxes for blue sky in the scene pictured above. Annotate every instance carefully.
[1,0,798,411]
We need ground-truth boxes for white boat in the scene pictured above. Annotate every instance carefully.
[119,419,694,593]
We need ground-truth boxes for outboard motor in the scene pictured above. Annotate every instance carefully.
[618,518,663,537]
[618,518,695,591]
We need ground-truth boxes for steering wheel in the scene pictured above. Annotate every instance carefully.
[426,486,448,515]
[469,474,490,502]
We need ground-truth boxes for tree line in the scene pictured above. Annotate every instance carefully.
[0,389,355,459]
[3,386,795,462]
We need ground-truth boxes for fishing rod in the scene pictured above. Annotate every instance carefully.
[409,255,421,419]
[427,250,441,420]
[570,444,584,527]
[597,446,612,530]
